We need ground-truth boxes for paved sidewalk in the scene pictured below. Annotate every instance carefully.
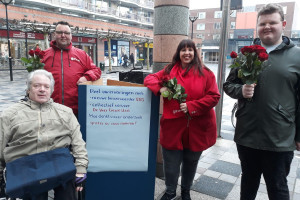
[0,68,300,200]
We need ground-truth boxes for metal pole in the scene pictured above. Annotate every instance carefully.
[191,21,194,39]
[4,3,13,81]
[215,0,231,137]
[108,37,112,71]
[25,32,28,59]
[189,16,198,40]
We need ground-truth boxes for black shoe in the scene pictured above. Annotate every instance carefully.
[181,189,191,200]
[160,192,176,200]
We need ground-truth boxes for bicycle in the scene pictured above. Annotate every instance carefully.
[231,102,237,128]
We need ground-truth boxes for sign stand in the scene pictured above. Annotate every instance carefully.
[78,80,159,200]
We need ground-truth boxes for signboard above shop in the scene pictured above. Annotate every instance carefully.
[72,36,97,43]
[0,30,44,40]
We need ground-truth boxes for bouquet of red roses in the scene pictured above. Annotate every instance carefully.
[21,47,45,72]
[160,77,191,120]
[229,45,268,84]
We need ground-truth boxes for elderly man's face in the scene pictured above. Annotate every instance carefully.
[28,74,51,104]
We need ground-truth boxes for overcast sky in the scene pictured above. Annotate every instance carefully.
[190,0,297,10]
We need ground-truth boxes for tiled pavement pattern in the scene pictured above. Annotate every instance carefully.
[1,65,300,200]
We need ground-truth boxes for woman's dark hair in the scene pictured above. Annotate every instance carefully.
[164,39,203,76]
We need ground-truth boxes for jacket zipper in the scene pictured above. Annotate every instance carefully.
[38,106,42,152]
[61,49,64,105]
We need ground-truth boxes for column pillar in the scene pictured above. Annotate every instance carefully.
[153,0,190,178]
[153,0,190,72]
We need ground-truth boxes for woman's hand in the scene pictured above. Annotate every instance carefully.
[180,103,188,113]
[160,87,168,94]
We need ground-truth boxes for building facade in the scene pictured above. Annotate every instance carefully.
[0,0,154,70]
[189,8,236,63]
[189,1,300,63]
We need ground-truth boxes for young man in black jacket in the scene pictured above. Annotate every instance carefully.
[223,4,300,200]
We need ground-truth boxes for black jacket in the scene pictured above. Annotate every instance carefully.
[223,36,300,151]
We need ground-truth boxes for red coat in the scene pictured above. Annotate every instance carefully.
[144,64,220,151]
[43,41,101,114]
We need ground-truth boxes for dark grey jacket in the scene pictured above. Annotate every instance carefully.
[223,36,300,151]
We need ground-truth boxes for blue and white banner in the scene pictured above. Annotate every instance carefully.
[85,85,151,172]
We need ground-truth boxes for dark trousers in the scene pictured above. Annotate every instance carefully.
[162,147,202,193]
[236,144,294,200]
[23,179,76,200]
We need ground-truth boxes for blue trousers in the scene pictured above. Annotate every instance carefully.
[162,147,202,193]
[237,144,294,200]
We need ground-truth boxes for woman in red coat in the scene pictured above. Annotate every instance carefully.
[144,39,220,200]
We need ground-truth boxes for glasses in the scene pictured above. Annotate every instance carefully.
[55,31,71,35]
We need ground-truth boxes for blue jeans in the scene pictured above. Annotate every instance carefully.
[162,147,202,193]
[237,144,294,200]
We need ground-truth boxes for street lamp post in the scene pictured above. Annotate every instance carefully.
[1,0,13,81]
[189,16,198,40]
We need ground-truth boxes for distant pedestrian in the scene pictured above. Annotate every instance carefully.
[223,4,300,200]
[149,54,153,67]
[129,53,134,68]
[122,54,128,68]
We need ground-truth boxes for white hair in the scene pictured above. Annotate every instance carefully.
[26,69,55,96]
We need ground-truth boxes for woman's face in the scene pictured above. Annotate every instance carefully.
[180,46,194,68]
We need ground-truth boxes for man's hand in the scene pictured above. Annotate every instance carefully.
[296,142,300,151]
[77,77,88,85]
[75,173,87,192]
[242,84,256,99]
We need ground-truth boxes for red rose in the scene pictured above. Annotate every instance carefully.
[230,51,238,58]
[241,47,245,55]
[254,45,266,54]
[242,46,255,54]
[258,52,269,61]
[34,48,41,56]
[29,49,35,57]
[159,74,171,87]
[38,51,45,59]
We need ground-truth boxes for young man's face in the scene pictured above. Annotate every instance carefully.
[257,12,286,46]
[54,24,72,49]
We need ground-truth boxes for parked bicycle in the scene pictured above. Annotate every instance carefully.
[231,102,237,128]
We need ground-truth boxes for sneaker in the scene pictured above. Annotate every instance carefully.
[181,189,191,200]
[160,192,177,200]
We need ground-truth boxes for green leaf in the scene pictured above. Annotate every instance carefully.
[181,87,185,94]
[170,79,174,86]
[161,90,170,98]
[242,71,251,77]
[173,77,177,85]
[26,66,33,72]
[173,93,179,99]
[20,57,30,64]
